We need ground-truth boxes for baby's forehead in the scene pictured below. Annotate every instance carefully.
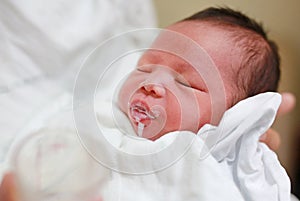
[138,49,219,85]
[138,50,191,71]
[168,21,251,73]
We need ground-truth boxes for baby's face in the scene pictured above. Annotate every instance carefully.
[118,50,211,140]
[118,21,236,140]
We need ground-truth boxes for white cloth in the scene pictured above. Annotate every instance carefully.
[202,92,291,201]
[96,92,291,201]
[0,0,156,173]
[3,92,291,201]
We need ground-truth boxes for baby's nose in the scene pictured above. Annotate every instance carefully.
[142,83,166,97]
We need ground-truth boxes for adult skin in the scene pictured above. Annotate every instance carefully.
[259,92,296,151]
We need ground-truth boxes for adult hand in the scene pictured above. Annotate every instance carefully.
[260,92,296,151]
[0,173,18,201]
[0,172,103,201]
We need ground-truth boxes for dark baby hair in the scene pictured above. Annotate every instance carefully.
[183,7,280,102]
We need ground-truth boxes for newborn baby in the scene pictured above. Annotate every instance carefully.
[111,7,290,200]
[118,7,280,140]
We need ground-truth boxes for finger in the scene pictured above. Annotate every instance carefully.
[277,92,296,116]
[260,128,281,151]
[0,173,18,201]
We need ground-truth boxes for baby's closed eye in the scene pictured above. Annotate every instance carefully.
[136,65,152,73]
[175,75,207,92]
[175,75,191,87]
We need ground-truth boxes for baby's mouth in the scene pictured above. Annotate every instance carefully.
[129,101,158,126]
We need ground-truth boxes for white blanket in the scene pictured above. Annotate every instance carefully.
[3,92,291,201]
[96,92,291,201]
[0,0,156,172]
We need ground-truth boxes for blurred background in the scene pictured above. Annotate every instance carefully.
[153,0,300,197]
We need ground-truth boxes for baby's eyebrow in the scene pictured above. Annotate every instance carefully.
[172,59,195,74]
[138,50,195,73]
[137,51,161,65]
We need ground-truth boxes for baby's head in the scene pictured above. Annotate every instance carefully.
[117,7,280,140]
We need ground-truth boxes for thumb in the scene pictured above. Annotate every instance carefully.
[260,128,281,151]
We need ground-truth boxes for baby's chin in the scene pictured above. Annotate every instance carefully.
[127,110,201,140]
[129,119,165,140]
[132,119,204,140]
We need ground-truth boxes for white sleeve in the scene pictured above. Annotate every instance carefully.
[0,0,157,172]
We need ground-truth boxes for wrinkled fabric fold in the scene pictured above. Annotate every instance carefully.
[3,92,291,201]
[198,92,291,201]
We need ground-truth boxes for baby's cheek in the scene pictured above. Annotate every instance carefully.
[118,74,139,108]
[164,93,184,131]
[118,77,147,116]
[117,84,131,113]
[198,95,212,128]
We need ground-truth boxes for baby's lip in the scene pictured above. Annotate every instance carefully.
[129,100,156,126]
